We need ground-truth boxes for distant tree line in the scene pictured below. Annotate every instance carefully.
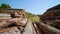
[0,3,11,12]
[26,12,35,17]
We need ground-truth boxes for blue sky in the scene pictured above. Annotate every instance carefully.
[0,0,60,14]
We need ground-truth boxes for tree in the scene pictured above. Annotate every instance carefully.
[26,12,33,17]
[1,3,11,9]
[0,3,11,12]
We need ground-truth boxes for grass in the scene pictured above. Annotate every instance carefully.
[29,16,40,22]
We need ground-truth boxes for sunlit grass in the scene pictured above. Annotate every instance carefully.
[29,16,40,22]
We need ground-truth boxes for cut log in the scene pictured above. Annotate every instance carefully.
[0,18,28,29]
[22,21,37,34]
[0,27,21,34]
[33,23,42,34]
[36,22,60,34]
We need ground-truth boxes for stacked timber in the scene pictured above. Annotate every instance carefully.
[40,4,60,29]
[0,9,39,34]
[35,22,60,34]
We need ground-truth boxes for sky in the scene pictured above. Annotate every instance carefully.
[0,0,60,14]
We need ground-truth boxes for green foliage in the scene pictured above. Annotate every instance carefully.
[26,12,40,22]
[26,12,35,17]
[0,3,11,12]
[1,3,11,9]
[29,16,40,22]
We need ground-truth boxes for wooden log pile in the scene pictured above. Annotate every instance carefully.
[0,18,60,34]
[40,4,60,29]
[35,22,60,34]
[0,8,60,34]
[0,9,39,34]
[0,18,40,34]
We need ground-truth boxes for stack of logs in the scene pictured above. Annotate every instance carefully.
[0,6,60,34]
[40,4,60,29]
[0,9,38,34]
